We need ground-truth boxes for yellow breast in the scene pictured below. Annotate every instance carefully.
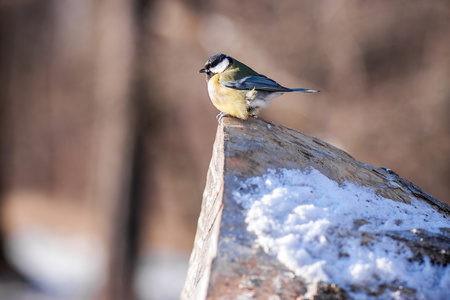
[208,75,249,120]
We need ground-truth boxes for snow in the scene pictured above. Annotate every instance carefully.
[5,227,105,297]
[233,168,450,299]
[4,228,189,300]
[135,250,189,300]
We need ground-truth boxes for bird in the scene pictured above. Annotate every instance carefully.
[199,53,319,121]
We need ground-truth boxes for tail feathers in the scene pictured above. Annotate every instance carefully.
[290,88,320,93]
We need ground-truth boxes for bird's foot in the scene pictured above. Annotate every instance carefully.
[216,112,227,123]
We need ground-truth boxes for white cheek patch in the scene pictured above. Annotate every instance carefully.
[209,58,230,73]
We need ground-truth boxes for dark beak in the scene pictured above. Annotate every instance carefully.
[199,68,208,73]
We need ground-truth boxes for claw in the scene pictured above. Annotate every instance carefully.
[216,112,227,123]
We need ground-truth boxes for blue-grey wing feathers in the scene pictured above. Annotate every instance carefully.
[220,75,291,92]
[220,75,319,93]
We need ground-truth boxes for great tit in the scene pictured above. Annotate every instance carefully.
[199,53,319,120]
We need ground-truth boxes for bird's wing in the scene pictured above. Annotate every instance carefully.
[220,75,291,92]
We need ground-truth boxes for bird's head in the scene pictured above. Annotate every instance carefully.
[199,53,233,80]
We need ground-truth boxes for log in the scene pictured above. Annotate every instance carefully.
[182,116,450,300]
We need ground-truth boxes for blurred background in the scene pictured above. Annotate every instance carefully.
[0,0,449,299]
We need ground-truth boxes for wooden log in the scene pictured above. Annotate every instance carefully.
[182,116,450,299]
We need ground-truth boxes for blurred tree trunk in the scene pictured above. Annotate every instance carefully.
[0,1,138,299]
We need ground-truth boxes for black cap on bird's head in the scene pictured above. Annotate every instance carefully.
[199,53,233,78]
